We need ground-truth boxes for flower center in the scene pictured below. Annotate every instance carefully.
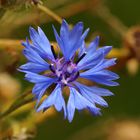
[50,59,79,85]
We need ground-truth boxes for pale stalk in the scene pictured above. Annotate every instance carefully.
[36,3,62,24]
[0,90,33,120]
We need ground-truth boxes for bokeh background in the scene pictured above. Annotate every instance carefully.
[0,0,140,140]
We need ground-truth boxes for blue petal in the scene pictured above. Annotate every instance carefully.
[87,36,100,52]
[53,20,70,60]
[98,46,112,57]
[25,73,57,107]
[67,90,75,122]
[21,37,31,49]
[74,82,113,96]
[75,82,111,107]
[29,27,54,59]
[77,37,102,70]
[69,23,84,48]
[78,36,99,58]
[91,58,117,72]
[80,74,119,86]
[94,70,119,80]
[80,64,119,80]
[70,88,89,110]
[78,42,86,58]
[60,19,69,41]
[32,82,53,108]
[77,45,112,71]
[81,69,119,80]
[67,87,100,122]
[33,82,50,98]
[23,46,49,66]
[69,22,83,39]
[24,72,55,83]
[19,62,49,73]
[53,19,89,60]
[88,107,102,116]
[80,71,119,86]
[80,54,119,86]
[37,84,67,118]
[77,49,104,70]
[52,25,64,54]
[70,28,89,60]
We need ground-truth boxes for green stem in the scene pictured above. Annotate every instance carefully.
[36,3,62,24]
[0,91,34,120]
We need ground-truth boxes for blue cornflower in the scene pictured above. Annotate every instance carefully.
[19,20,119,122]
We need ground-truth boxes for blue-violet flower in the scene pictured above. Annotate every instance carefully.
[19,20,119,122]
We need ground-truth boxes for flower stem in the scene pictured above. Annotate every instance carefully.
[0,90,34,120]
[35,3,62,24]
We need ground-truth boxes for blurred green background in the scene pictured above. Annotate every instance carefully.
[0,0,140,140]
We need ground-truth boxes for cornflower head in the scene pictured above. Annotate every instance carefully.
[19,20,119,122]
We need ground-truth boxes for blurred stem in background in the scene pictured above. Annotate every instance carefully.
[0,90,33,120]
[32,0,62,24]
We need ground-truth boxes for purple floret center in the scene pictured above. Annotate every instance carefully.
[50,58,79,85]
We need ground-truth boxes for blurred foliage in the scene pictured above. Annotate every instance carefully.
[0,0,140,140]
